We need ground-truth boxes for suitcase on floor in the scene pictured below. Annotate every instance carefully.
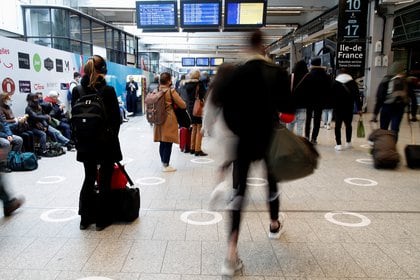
[405,118,420,169]
[179,127,191,152]
[111,162,140,222]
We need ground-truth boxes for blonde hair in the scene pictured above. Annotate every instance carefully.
[189,69,201,80]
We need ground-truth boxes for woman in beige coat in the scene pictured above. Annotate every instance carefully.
[153,72,186,172]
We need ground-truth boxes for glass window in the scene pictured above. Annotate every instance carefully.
[92,21,105,48]
[126,35,135,54]
[81,17,91,42]
[114,30,122,51]
[25,8,51,37]
[82,43,92,56]
[70,40,81,54]
[53,38,70,51]
[106,26,113,49]
[27,37,51,48]
[51,8,69,37]
[70,13,81,40]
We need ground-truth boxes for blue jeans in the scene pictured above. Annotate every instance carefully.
[47,126,69,145]
[159,142,173,166]
[380,104,405,141]
[287,108,306,136]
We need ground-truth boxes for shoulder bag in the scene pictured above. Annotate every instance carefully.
[192,84,204,117]
[170,89,191,128]
[266,125,319,182]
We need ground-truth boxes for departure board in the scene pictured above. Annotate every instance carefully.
[182,57,195,67]
[180,0,221,30]
[210,57,224,66]
[136,1,178,31]
[224,0,266,29]
[196,57,210,66]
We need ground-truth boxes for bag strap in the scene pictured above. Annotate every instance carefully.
[116,162,134,186]
[294,73,309,92]
[195,83,200,99]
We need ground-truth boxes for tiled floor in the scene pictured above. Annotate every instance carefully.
[1,114,419,280]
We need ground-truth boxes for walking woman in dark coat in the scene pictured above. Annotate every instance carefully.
[71,55,122,231]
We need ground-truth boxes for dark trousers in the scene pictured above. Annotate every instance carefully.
[159,142,173,165]
[305,107,322,141]
[79,160,113,225]
[380,104,405,141]
[335,112,353,145]
[126,93,137,115]
[21,131,35,152]
[230,147,279,234]
[0,174,11,206]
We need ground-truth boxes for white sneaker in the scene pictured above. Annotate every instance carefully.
[221,256,243,277]
[335,145,343,151]
[326,124,331,130]
[345,142,352,149]
[268,213,286,239]
[127,112,134,116]
[162,165,176,172]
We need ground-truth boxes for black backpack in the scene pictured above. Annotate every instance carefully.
[71,86,108,150]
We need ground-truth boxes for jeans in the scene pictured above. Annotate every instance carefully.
[159,142,173,166]
[126,93,137,115]
[0,173,11,205]
[0,135,23,152]
[47,126,69,145]
[286,108,306,136]
[322,109,333,126]
[31,128,47,153]
[305,107,322,141]
[380,104,405,141]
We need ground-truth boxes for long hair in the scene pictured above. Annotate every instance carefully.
[84,55,107,89]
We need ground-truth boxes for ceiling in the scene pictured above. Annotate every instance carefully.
[76,0,338,70]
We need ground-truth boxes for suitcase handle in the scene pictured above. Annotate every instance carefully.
[116,162,134,186]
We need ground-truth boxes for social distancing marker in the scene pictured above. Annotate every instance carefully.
[36,176,65,184]
[325,211,371,227]
[136,177,165,185]
[76,277,114,280]
[356,158,373,164]
[344,177,378,186]
[180,210,223,225]
[360,144,371,149]
[247,177,268,187]
[191,158,214,164]
[40,208,78,223]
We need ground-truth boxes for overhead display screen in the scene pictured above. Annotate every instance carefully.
[210,57,224,66]
[180,0,221,30]
[182,57,195,67]
[136,1,178,31]
[196,57,210,66]
[224,0,266,29]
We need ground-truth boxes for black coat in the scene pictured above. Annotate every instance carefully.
[332,74,362,116]
[299,66,332,109]
[71,76,122,163]
[223,57,293,160]
[184,79,206,124]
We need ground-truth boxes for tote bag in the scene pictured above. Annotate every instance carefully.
[266,125,319,182]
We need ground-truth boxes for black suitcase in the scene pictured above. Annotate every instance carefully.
[405,116,420,169]
[111,162,140,222]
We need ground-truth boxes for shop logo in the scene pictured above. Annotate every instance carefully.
[2,77,16,95]
[44,57,54,71]
[19,80,31,93]
[18,52,30,69]
[33,53,41,72]
[34,83,45,91]
[56,59,63,72]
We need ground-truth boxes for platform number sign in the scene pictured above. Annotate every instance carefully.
[336,0,369,74]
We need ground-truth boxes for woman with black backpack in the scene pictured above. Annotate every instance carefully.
[71,55,122,231]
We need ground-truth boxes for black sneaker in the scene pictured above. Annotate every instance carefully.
[4,197,25,216]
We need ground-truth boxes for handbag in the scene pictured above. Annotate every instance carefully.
[192,84,204,117]
[357,116,365,138]
[111,163,129,189]
[170,89,191,128]
[266,125,319,182]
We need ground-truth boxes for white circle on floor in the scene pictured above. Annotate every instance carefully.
[325,211,371,227]
[191,158,214,164]
[36,176,65,184]
[180,210,223,225]
[76,277,114,280]
[121,157,134,164]
[344,177,378,186]
[40,208,78,223]
[247,177,268,187]
[356,158,373,164]
[136,177,165,186]
[360,144,371,149]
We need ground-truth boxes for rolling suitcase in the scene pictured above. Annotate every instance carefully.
[111,162,140,222]
[179,127,191,152]
[405,116,420,169]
